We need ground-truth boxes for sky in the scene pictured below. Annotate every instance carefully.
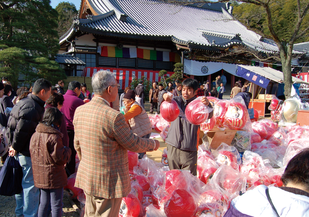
[50,0,81,9]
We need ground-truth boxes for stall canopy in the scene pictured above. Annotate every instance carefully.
[236,65,305,89]
[184,59,238,76]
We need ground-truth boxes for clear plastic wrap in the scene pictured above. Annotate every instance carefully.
[145,204,166,217]
[128,151,138,171]
[160,125,170,142]
[197,149,219,184]
[155,116,170,133]
[119,193,142,217]
[185,97,213,125]
[213,100,228,128]
[213,143,241,171]
[223,97,250,131]
[160,100,180,122]
[164,188,197,217]
[210,165,247,199]
[251,119,278,140]
[251,132,262,144]
[200,115,216,133]
[283,138,309,167]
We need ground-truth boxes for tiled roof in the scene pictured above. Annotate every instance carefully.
[62,0,279,53]
[55,54,85,65]
[294,42,309,53]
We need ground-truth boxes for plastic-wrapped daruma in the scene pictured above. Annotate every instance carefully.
[119,194,142,217]
[224,102,248,130]
[127,151,138,171]
[214,100,227,128]
[164,189,197,217]
[200,116,216,132]
[185,98,209,125]
[160,100,180,122]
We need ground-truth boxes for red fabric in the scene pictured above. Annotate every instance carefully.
[197,88,204,97]
[137,48,143,59]
[101,46,108,57]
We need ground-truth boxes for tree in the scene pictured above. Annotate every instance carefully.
[0,0,66,89]
[231,0,309,98]
[170,62,183,82]
[55,2,78,37]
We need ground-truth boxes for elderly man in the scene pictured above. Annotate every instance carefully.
[73,70,160,217]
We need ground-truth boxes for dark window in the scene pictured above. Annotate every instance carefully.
[137,59,153,69]
[75,53,96,76]
[98,57,116,67]
[119,58,136,68]
[156,61,172,71]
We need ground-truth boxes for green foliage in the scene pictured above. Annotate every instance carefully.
[233,0,309,43]
[0,0,66,89]
[130,76,151,101]
[55,2,78,37]
[171,62,183,82]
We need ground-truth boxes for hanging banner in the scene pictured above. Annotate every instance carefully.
[236,66,270,89]
[184,59,238,76]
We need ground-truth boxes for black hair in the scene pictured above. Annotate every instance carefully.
[32,78,52,94]
[58,80,64,85]
[51,86,57,92]
[81,83,87,88]
[16,87,29,97]
[46,92,64,107]
[182,78,199,91]
[42,107,62,127]
[68,81,81,91]
[158,84,163,87]
[153,81,158,85]
[3,84,12,95]
[2,77,8,81]
[281,148,309,191]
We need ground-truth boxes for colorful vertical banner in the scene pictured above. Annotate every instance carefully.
[99,46,180,62]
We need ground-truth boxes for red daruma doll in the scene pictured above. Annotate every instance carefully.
[160,100,180,122]
[185,97,211,125]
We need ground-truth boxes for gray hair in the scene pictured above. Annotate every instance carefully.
[92,70,116,95]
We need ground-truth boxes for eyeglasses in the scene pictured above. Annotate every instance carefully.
[106,84,118,90]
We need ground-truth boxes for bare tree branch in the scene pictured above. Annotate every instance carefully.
[290,1,309,44]
[295,25,309,41]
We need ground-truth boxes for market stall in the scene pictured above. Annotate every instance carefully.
[236,65,308,117]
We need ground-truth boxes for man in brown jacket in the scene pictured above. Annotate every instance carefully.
[149,81,159,114]
[73,70,160,217]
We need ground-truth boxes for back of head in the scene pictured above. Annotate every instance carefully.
[182,78,199,91]
[242,87,247,92]
[3,84,12,96]
[81,83,87,88]
[92,70,115,95]
[42,107,62,127]
[32,78,52,94]
[124,89,136,100]
[281,148,309,191]
[68,81,81,91]
[46,92,64,107]
[58,80,64,85]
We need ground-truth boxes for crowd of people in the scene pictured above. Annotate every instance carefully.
[1,72,308,217]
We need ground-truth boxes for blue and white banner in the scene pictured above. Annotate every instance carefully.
[236,66,270,89]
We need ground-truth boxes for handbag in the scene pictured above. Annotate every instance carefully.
[0,156,23,196]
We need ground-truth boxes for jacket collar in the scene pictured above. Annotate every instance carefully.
[65,89,77,97]
[29,94,45,107]
[182,95,197,106]
[36,123,62,136]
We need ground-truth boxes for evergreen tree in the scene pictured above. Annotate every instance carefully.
[0,0,66,89]
[56,2,78,37]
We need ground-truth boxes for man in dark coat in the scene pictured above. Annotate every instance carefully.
[8,78,52,217]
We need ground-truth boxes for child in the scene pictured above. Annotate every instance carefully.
[123,90,152,159]
[30,107,72,217]
[163,78,212,175]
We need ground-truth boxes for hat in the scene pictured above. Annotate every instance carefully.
[124,90,136,100]
[0,82,4,91]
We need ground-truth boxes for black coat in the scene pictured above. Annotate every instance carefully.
[7,94,45,156]
[0,95,14,127]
